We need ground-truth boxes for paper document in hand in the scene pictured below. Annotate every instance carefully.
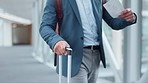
[103,0,124,18]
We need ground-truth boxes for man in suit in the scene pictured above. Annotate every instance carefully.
[39,0,136,82]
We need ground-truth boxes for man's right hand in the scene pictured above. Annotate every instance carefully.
[54,40,70,55]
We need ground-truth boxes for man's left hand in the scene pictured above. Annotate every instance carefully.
[118,8,135,23]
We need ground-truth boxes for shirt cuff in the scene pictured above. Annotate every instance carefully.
[132,13,137,23]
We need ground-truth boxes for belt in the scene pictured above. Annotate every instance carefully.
[84,45,100,50]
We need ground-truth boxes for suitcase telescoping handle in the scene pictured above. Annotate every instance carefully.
[59,47,72,83]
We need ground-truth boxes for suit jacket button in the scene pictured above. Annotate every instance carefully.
[81,37,84,40]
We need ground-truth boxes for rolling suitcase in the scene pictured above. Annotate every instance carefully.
[59,47,72,83]
[55,0,72,82]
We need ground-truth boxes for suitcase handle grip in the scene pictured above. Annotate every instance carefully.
[66,47,72,55]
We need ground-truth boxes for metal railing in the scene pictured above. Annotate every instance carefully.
[102,31,121,82]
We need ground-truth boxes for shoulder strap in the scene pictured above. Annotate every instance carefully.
[54,0,63,66]
[55,0,63,27]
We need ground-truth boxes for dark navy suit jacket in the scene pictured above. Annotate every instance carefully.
[40,0,136,77]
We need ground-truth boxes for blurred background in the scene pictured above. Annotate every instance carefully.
[0,0,147,83]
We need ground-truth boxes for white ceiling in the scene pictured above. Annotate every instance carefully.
[0,0,35,20]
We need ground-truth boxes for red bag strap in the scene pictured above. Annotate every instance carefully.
[54,0,63,66]
[55,0,63,27]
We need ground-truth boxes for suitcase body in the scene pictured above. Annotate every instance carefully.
[59,47,72,83]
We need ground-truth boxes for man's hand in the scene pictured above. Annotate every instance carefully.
[54,40,70,55]
[118,8,135,23]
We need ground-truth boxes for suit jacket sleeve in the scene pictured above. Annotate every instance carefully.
[39,0,64,50]
[102,7,137,30]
